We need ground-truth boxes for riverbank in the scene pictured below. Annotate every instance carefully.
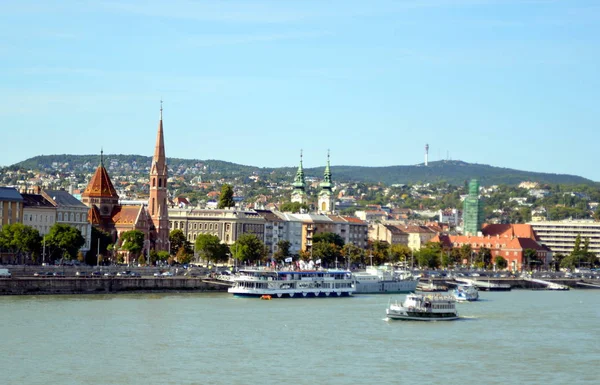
[0,277,228,295]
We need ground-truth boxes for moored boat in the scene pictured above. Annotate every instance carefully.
[386,293,459,321]
[353,266,419,294]
[228,269,355,298]
[453,283,479,302]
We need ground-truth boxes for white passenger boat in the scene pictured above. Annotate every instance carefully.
[353,266,418,294]
[453,283,479,302]
[228,269,355,298]
[386,293,459,321]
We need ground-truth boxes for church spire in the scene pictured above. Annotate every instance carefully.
[149,100,169,252]
[292,149,305,189]
[100,148,104,167]
[320,149,332,188]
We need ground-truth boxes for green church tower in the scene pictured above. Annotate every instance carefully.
[318,150,334,214]
[291,150,307,204]
[463,179,484,236]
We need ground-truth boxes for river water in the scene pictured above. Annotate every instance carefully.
[1,290,599,385]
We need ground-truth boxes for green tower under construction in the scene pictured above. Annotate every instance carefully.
[463,179,484,235]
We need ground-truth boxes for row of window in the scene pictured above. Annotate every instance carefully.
[57,212,86,222]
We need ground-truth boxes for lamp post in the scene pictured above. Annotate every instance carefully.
[144,239,150,267]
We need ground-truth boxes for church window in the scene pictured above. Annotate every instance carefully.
[194,223,197,230]
[152,178,156,187]
[158,178,162,188]
[152,198,155,215]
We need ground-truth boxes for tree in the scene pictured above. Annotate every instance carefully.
[523,248,539,271]
[0,223,42,264]
[176,247,193,265]
[273,240,291,260]
[368,240,390,265]
[341,243,364,267]
[477,247,492,268]
[279,201,309,213]
[120,230,145,262]
[459,244,473,267]
[389,244,411,266]
[85,227,112,265]
[169,229,191,256]
[157,251,170,262]
[231,234,266,265]
[313,232,345,248]
[415,246,439,269]
[218,184,235,209]
[494,256,508,270]
[194,234,228,265]
[44,223,85,262]
[312,242,341,266]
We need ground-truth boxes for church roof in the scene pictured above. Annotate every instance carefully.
[82,164,118,199]
[112,205,144,226]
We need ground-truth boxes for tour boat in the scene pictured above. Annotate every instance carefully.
[353,266,419,294]
[453,283,479,302]
[386,293,459,321]
[228,269,355,298]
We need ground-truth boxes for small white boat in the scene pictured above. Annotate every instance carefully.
[386,293,459,321]
[453,283,479,302]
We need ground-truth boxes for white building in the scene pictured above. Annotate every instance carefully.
[529,220,600,256]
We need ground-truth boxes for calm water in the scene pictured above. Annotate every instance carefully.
[1,290,599,385]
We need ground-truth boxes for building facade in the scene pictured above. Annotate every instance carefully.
[168,208,266,247]
[42,189,92,252]
[21,193,56,236]
[0,186,24,230]
[529,220,600,257]
[463,179,484,235]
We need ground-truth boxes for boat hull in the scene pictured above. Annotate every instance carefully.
[354,280,418,294]
[231,291,353,298]
[386,309,459,321]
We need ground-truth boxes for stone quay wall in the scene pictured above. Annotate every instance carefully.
[0,277,228,295]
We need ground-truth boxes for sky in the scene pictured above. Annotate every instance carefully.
[1,0,599,180]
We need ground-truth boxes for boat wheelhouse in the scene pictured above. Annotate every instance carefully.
[386,293,459,321]
[228,269,355,298]
[353,266,419,294]
[452,283,479,302]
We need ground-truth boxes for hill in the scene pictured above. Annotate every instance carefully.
[8,155,593,186]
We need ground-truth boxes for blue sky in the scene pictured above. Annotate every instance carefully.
[1,0,599,180]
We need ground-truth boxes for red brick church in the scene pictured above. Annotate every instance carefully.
[81,105,170,256]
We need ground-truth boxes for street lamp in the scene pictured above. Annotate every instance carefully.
[144,239,151,266]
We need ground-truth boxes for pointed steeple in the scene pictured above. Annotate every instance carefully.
[152,100,166,174]
[320,149,332,188]
[292,149,305,189]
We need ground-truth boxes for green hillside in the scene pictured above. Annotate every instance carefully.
[10,155,593,186]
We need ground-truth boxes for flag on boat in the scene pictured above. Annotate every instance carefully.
[315,259,321,264]
[284,257,292,263]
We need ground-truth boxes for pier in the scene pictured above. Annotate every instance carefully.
[522,277,569,290]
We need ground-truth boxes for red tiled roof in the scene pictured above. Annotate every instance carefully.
[481,224,539,241]
[82,165,118,199]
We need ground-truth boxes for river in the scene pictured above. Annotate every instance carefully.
[1,290,598,385]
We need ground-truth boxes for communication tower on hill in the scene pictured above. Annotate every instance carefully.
[425,144,429,166]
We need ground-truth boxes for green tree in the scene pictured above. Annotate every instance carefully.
[312,242,341,266]
[0,223,41,264]
[218,184,235,209]
[85,227,112,265]
[523,248,539,271]
[157,250,170,262]
[341,243,364,267]
[494,256,508,270]
[169,229,192,256]
[194,234,228,265]
[478,247,492,268]
[231,234,267,265]
[273,240,291,260]
[389,244,412,266]
[459,244,473,267]
[313,232,345,248]
[44,223,85,262]
[415,247,439,269]
[369,240,390,265]
[279,201,309,213]
[120,230,146,262]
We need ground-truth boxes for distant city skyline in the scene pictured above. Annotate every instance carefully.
[1,1,599,180]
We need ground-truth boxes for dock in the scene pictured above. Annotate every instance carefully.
[522,277,569,290]
[454,277,512,291]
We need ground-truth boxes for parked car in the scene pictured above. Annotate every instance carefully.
[161,271,174,277]
[116,271,129,277]
[91,271,103,277]
[53,272,66,277]
[0,268,12,278]
[129,272,141,277]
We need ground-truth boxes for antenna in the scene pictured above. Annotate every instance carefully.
[425,144,429,166]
